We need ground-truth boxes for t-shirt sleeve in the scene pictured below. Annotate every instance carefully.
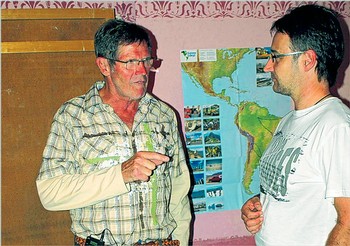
[322,124,350,198]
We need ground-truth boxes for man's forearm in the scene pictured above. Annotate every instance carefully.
[326,223,350,245]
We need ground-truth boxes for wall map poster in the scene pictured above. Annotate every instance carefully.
[181,47,292,214]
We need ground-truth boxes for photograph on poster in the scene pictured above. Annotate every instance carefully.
[203,104,220,117]
[203,118,220,131]
[185,119,202,132]
[205,146,222,158]
[208,200,224,211]
[194,173,205,185]
[186,132,203,146]
[193,200,206,213]
[204,131,221,144]
[192,189,206,199]
[207,186,223,197]
[187,146,204,159]
[206,171,222,184]
[206,159,222,171]
[190,159,205,172]
[184,105,201,118]
[256,47,272,87]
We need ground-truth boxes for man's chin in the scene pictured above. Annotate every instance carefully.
[272,84,283,95]
[272,83,279,92]
[131,91,147,101]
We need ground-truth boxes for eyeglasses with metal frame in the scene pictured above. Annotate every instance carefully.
[268,51,304,63]
[105,56,154,70]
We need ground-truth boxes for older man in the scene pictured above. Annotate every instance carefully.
[37,19,191,245]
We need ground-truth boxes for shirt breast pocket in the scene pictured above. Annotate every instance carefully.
[76,134,132,173]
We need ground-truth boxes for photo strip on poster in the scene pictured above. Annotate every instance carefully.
[181,47,291,214]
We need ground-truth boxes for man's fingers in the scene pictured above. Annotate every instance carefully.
[242,205,262,219]
[241,212,263,223]
[138,163,154,176]
[245,218,263,234]
[122,151,171,183]
[133,154,167,171]
[246,217,263,227]
[137,151,170,164]
[246,210,263,219]
[241,213,249,223]
[248,226,262,235]
[241,197,263,234]
[248,223,262,235]
[253,202,262,211]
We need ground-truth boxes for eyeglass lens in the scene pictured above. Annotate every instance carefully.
[126,58,153,70]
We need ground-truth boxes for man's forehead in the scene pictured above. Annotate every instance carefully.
[117,42,150,57]
[271,32,291,51]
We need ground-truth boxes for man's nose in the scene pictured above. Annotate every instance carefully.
[135,61,148,74]
[264,59,274,73]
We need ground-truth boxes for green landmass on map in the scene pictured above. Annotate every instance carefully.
[235,101,281,194]
[181,48,252,104]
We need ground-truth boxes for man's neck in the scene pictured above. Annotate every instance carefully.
[99,86,139,130]
[293,80,330,110]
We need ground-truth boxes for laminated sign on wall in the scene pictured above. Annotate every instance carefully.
[181,47,291,214]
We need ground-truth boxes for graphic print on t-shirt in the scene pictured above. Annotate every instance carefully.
[259,131,303,201]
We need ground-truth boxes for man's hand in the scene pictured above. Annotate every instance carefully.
[241,196,264,234]
[122,151,170,183]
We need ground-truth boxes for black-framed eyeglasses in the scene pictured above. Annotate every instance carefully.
[268,51,304,63]
[105,57,154,70]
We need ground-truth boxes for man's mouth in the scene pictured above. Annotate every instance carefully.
[134,80,146,85]
[133,75,148,85]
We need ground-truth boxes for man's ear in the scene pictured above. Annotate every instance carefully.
[303,49,317,72]
[96,57,111,76]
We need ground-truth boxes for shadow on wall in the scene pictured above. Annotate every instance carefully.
[332,13,350,107]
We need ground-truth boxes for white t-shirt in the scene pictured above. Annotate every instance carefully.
[255,97,350,246]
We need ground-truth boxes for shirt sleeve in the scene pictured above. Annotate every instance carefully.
[36,110,130,211]
[323,124,350,198]
[36,164,129,211]
[169,164,191,245]
[168,117,192,245]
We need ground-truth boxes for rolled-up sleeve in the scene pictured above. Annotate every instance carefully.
[169,117,192,245]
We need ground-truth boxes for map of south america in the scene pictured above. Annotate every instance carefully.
[235,101,281,194]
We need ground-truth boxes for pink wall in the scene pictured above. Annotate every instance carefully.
[140,17,275,120]
[2,1,349,245]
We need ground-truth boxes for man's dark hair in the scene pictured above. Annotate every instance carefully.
[94,19,152,67]
[271,4,344,87]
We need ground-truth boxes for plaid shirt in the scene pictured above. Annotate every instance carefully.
[36,81,191,245]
